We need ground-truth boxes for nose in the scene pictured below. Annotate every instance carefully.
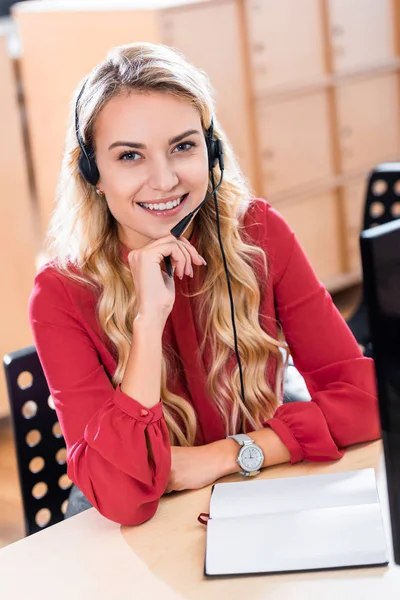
[148,155,179,192]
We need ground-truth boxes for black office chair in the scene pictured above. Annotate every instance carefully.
[3,345,70,535]
[346,163,400,355]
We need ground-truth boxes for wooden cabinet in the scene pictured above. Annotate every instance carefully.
[256,91,334,196]
[327,0,395,73]
[335,73,400,173]
[0,31,37,417]
[341,178,367,273]
[245,0,325,92]
[274,191,342,282]
[10,0,400,294]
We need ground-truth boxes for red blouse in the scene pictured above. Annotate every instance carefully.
[28,198,380,525]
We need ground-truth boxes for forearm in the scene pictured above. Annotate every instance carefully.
[213,428,291,479]
[121,314,164,409]
[168,428,291,493]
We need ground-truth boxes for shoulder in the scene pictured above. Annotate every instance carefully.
[241,198,296,266]
[242,198,295,243]
[28,260,97,323]
[30,260,81,296]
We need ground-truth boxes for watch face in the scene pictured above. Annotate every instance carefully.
[240,445,264,471]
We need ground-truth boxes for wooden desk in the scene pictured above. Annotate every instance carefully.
[0,440,398,599]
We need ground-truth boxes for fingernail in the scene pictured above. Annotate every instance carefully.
[201,258,207,265]
[190,267,194,278]
[179,274,183,280]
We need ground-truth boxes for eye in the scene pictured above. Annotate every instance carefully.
[173,141,196,153]
[118,151,141,162]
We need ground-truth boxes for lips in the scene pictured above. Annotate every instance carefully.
[136,193,189,217]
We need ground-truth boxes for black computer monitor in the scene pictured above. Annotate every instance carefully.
[361,219,400,565]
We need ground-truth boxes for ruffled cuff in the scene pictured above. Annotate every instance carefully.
[264,401,344,464]
[112,384,164,423]
[266,417,304,464]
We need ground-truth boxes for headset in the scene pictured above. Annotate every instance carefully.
[75,80,246,409]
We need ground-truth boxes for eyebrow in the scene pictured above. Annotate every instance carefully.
[108,129,201,151]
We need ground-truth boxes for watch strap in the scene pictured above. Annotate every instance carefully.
[227,433,255,447]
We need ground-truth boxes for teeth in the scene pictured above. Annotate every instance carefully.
[140,196,184,211]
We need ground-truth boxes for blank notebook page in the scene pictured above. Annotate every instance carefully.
[209,469,379,518]
[205,469,389,576]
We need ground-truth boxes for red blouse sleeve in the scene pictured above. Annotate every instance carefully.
[261,202,381,463]
[28,267,171,526]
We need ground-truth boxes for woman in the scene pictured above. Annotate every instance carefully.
[28,42,380,525]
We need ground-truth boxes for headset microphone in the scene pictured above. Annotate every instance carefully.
[164,161,224,277]
[170,142,224,238]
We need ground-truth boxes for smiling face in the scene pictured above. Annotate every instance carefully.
[93,91,210,250]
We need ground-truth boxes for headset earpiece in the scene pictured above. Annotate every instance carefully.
[78,146,100,186]
[206,135,219,170]
[205,120,224,172]
[75,79,100,186]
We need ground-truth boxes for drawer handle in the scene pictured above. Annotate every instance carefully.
[331,24,344,36]
[340,126,353,138]
[262,149,274,160]
[333,45,346,57]
[252,42,265,54]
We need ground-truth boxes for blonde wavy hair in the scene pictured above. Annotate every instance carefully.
[46,42,287,446]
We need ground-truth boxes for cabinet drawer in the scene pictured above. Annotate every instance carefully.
[245,0,325,92]
[256,91,334,195]
[335,73,400,173]
[274,191,342,282]
[327,0,394,73]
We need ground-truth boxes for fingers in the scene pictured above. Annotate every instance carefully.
[178,237,207,266]
[153,235,207,278]
[166,242,192,279]
[129,235,207,281]
[175,241,192,278]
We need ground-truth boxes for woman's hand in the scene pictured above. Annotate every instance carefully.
[166,441,239,493]
[127,235,206,327]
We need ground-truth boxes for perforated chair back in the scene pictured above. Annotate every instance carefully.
[363,163,400,230]
[346,163,400,352]
[3,345,70,536]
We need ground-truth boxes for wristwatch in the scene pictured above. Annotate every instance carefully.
[227,433,264,477]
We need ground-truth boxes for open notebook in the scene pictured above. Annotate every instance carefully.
[205,468,389,577]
